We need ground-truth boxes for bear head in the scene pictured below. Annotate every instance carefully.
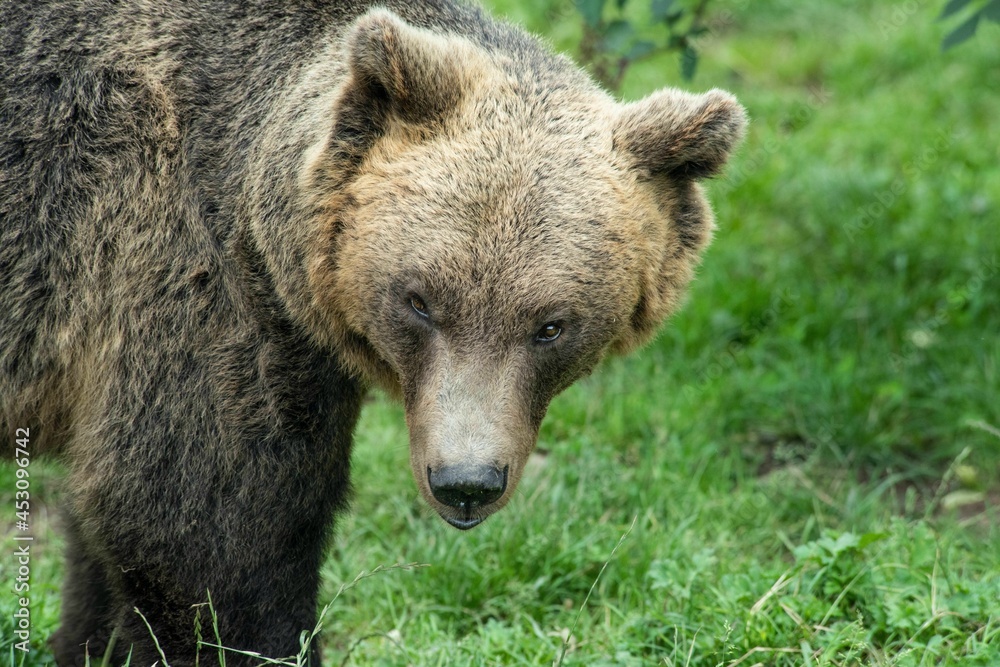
[304,9,746,529]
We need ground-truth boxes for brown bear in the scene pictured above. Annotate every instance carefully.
[0,0,745,664]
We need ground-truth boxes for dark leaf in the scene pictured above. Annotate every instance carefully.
[982,0,1000,20]
[651,0,675,21]
[681,44,698,80]
[627,40,658,60]
[616,0,628,9]
[939,0,973,20]
[602,19,635,53]
[665,8,685,27]
[942,11,980,50]
[576,0,606,28]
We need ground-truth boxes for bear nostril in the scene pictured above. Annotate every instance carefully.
[427,464,508,510]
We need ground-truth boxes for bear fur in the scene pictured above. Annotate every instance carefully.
[0,0,745,664]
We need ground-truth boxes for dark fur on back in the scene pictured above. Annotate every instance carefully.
[0,2,397,664]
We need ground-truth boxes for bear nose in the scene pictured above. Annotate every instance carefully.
[427,464,508,512]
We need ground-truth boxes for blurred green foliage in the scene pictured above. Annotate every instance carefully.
[572,0,713,90]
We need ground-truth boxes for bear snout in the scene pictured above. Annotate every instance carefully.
[427,463,508,529]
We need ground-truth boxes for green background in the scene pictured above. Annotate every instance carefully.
[2,1,998,665]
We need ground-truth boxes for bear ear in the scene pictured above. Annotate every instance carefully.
[344,9,476,124]
[613,88,747,179]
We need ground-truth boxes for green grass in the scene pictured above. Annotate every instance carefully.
[3,1,999,665]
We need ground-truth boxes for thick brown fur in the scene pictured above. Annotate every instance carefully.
[0,1,745,664]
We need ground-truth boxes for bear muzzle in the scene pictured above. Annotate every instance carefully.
[427,463,509,529]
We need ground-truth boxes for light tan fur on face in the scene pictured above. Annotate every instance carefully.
[303,9,746,525]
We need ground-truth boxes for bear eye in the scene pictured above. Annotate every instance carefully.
[535,322,562,343]
[409,294,430,319]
